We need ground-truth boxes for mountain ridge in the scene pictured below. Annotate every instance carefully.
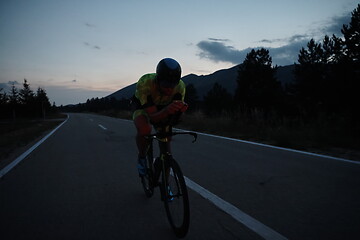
[106,64,295,100]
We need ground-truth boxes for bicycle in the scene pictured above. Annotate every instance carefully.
[140,124,197,238]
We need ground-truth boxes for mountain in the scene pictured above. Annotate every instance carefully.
[106,64,295,100]
[107,83,137,100]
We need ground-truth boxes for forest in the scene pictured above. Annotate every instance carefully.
[0,79,55,119]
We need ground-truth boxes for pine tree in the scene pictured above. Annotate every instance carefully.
[19,79,34,105]
[203,82,232,116]
[0,88,9,118]
[9,84,19,105]
[35,87,51,118]
[235,48,282,113]
[293,4,360,118]
[184,84,199,112]
[293,39,325,115]
[0,88,8,105]
[342,4,360,63]
[8,84,19,119]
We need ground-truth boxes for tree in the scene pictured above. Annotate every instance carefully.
[292,4,360,118]
[203,82,232,116]
[0,88,8,105]
[8,83,19,119]
[293,39,326,114]
[0,88,9,119]
[35,87,51,118]
[340,4,360,119]
[342,4,360,63]
[19,79,35,105]
[235,48,283,113]
[9,84,19,105]
[184,84,199,112]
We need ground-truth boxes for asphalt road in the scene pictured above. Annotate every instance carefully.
[1,113,359,240]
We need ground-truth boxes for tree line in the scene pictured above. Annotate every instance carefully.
[61,96,131,114]
[0,79,54,119]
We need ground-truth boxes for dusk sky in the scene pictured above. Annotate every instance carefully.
[0,0,358,106]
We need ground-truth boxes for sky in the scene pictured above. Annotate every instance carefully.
[0,0,358,106]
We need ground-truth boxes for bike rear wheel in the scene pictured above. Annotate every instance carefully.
[162,159,190,238]
[141,155,154,198]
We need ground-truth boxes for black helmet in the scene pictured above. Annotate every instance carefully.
[156,58,181,88]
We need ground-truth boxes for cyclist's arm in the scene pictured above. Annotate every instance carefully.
[145,105,169,123]
[145,101,184,123]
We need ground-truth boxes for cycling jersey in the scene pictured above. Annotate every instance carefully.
[133,73,186,120]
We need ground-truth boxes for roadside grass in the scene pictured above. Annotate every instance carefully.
[99,109,359,160]
[94,109,359,160]
[0,113,67,163]
[177,111,360,161]
[1,109,358,164]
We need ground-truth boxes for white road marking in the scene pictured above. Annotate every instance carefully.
[0,116,69,178]
[184,176,288,240]
[98,124,107,130]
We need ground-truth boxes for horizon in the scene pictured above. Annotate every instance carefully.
[1,1,358,105]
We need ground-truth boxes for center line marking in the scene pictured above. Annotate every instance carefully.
[184,176,288,240]
[98,124,107,130]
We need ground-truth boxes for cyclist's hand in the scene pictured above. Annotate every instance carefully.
[166,101,183,114]
[180,102,188,113]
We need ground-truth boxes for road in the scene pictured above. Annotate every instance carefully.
[1,113,359,240]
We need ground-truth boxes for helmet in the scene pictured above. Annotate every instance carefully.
[156,58,181,88]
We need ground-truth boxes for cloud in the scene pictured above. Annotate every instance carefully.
[83,42,101,50]
[208,38,230,42]
[258,34,308,46]
[269,39,309,65]
[259,39,274,44]
[0,83,8,90]
[321,13,351,36]
[0,81,21,92]
[85,22,96,28]
[197,38,306,66]
[197,40,249,64]
[8,80,20,85]
[197,36,310,66]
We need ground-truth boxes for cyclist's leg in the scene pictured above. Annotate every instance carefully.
[133,110,152,176]
[133,110,152,158]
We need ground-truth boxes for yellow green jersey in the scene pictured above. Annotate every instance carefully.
[133,73,186,120]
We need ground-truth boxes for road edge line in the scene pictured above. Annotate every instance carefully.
[98,124,107,130]
[0,115,69,178]
[184,176,288,240]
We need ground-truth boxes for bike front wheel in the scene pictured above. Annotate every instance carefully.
[162,159,190,238]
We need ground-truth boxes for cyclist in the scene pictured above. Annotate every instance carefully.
[133,58,188,176]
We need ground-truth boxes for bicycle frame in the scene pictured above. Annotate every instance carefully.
[146,125,197,186]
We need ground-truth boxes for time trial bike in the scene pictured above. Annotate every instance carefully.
[140,124,197,238]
